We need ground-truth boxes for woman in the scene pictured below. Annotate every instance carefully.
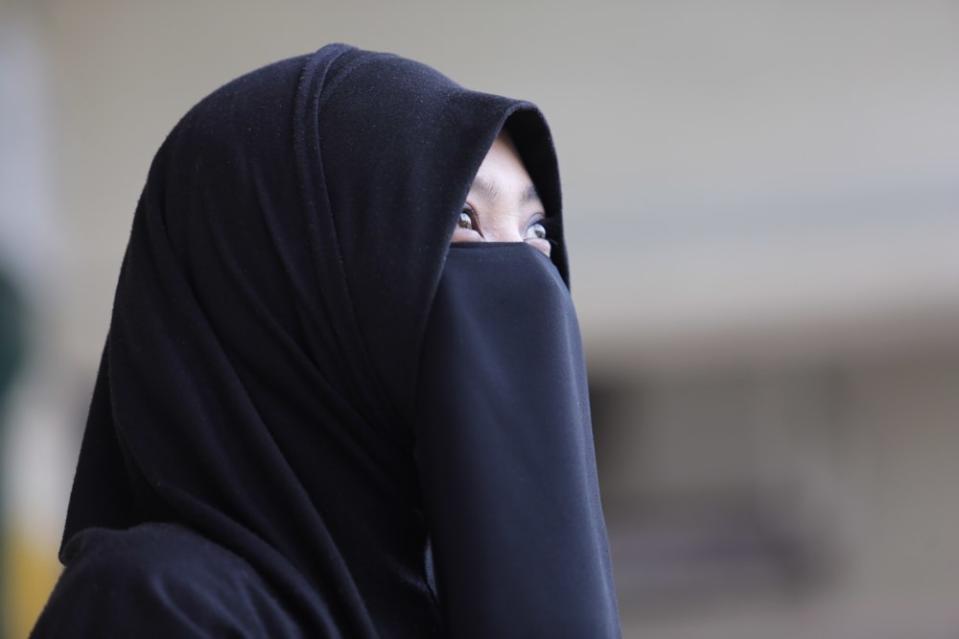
[31,42,622,638]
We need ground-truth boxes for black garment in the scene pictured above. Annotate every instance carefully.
[32,42,621,638]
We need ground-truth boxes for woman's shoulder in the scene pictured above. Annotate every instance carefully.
[30,522,300,638]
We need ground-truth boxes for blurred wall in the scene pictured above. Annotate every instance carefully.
[2,1,958,637]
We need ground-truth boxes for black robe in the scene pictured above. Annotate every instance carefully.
[31,42,622,638]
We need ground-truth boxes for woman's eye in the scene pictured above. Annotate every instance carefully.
[526,221,547,240]
[457,209,475,231]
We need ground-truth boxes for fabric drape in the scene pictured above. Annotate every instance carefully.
[31,42,621,638]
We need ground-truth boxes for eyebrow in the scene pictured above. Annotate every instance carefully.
[471,175,542,206]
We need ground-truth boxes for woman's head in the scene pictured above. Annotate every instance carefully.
[453,128,552,258]
[51,43,620,638]
[59,40,571,603]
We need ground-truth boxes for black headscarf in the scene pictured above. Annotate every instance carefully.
[32,42,621,638]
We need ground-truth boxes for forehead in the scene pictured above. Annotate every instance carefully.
[482,129,524,166]
[470,172,542,206]
[471,132,541,201]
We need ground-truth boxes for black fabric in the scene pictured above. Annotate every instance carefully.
[416,243,621,638]
[32,42,621,638]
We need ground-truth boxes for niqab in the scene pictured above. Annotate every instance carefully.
[31,42,622,638]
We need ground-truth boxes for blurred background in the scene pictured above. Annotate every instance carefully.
[1,1,958,637]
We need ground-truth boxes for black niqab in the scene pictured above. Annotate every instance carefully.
[32,42,621,638]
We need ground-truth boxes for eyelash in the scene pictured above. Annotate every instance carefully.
[461,204,556,243]
[460,205,481,233]
[535,216,559,244]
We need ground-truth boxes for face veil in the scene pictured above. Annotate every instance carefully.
[416,242,621,637]
[32,43,622,638]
